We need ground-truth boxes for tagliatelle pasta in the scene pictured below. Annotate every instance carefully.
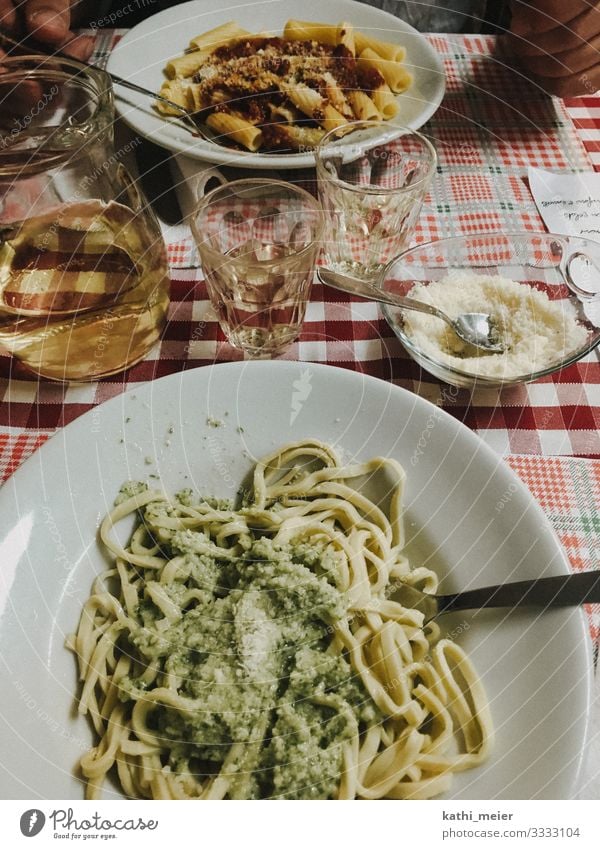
[68,439,492,800]
[155,19,413,152]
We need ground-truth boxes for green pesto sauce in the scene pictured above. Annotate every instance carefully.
[118,485,379,799]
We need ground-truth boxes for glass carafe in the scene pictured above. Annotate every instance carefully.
[0,55,170,381]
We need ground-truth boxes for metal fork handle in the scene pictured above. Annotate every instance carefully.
[317,267,448,321]
[106,73,196,122]
[438,571,600,616]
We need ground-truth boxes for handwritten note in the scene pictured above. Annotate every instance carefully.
[529,167,600,240]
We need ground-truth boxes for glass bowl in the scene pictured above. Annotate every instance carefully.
[381,233,600,388]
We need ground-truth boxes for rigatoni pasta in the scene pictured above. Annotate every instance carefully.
[358,47,413,94]
[283,19,339,45]
[372,83,400,119]
[188,21,251,51]
[287,84,349,131]
[156,19,413,152]
[336,21,356,55]
[348,90,381,121]
[205,112,264,152]
[165,50,209,80]
[354,31,407,62]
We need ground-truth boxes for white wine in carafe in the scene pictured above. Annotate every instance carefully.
[0,200,170,380]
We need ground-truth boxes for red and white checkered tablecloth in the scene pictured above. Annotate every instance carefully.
[0,33,599,612]
[3,33,598,457]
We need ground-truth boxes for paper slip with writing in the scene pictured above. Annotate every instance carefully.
[529,167,600,240]
[529,168,600,311]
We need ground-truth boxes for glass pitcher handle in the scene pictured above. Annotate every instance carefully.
[195,168,227,201]
[564,249,600,301]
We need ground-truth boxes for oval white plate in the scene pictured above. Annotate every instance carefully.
[106,0,445,168]
[0,361,591,799]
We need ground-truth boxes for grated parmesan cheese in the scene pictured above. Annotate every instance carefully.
[402,272,588,379]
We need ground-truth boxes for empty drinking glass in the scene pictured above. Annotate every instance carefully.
[316,121,436,280]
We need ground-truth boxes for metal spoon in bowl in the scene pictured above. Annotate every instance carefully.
[394,571,600,624]
[317,267,504,354]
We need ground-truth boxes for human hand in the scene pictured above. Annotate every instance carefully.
[508,1,600,97]
[0,0,93,60]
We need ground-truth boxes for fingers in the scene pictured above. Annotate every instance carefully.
[508,30,600,78]
[58,31,94,60]
[510,6,600,56]
[508,1,600,97]
[0,0,18,33]
[530,66,600,98]
[12,0,93,60]
[25,0,71,43]
[510,1,592,36]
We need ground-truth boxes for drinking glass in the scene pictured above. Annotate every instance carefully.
[0,56,170,381]
[315,121,436,280]
[192,179,323,357]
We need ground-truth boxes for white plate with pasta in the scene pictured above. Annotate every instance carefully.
[106,0,446,167]
[0,361,592,800]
